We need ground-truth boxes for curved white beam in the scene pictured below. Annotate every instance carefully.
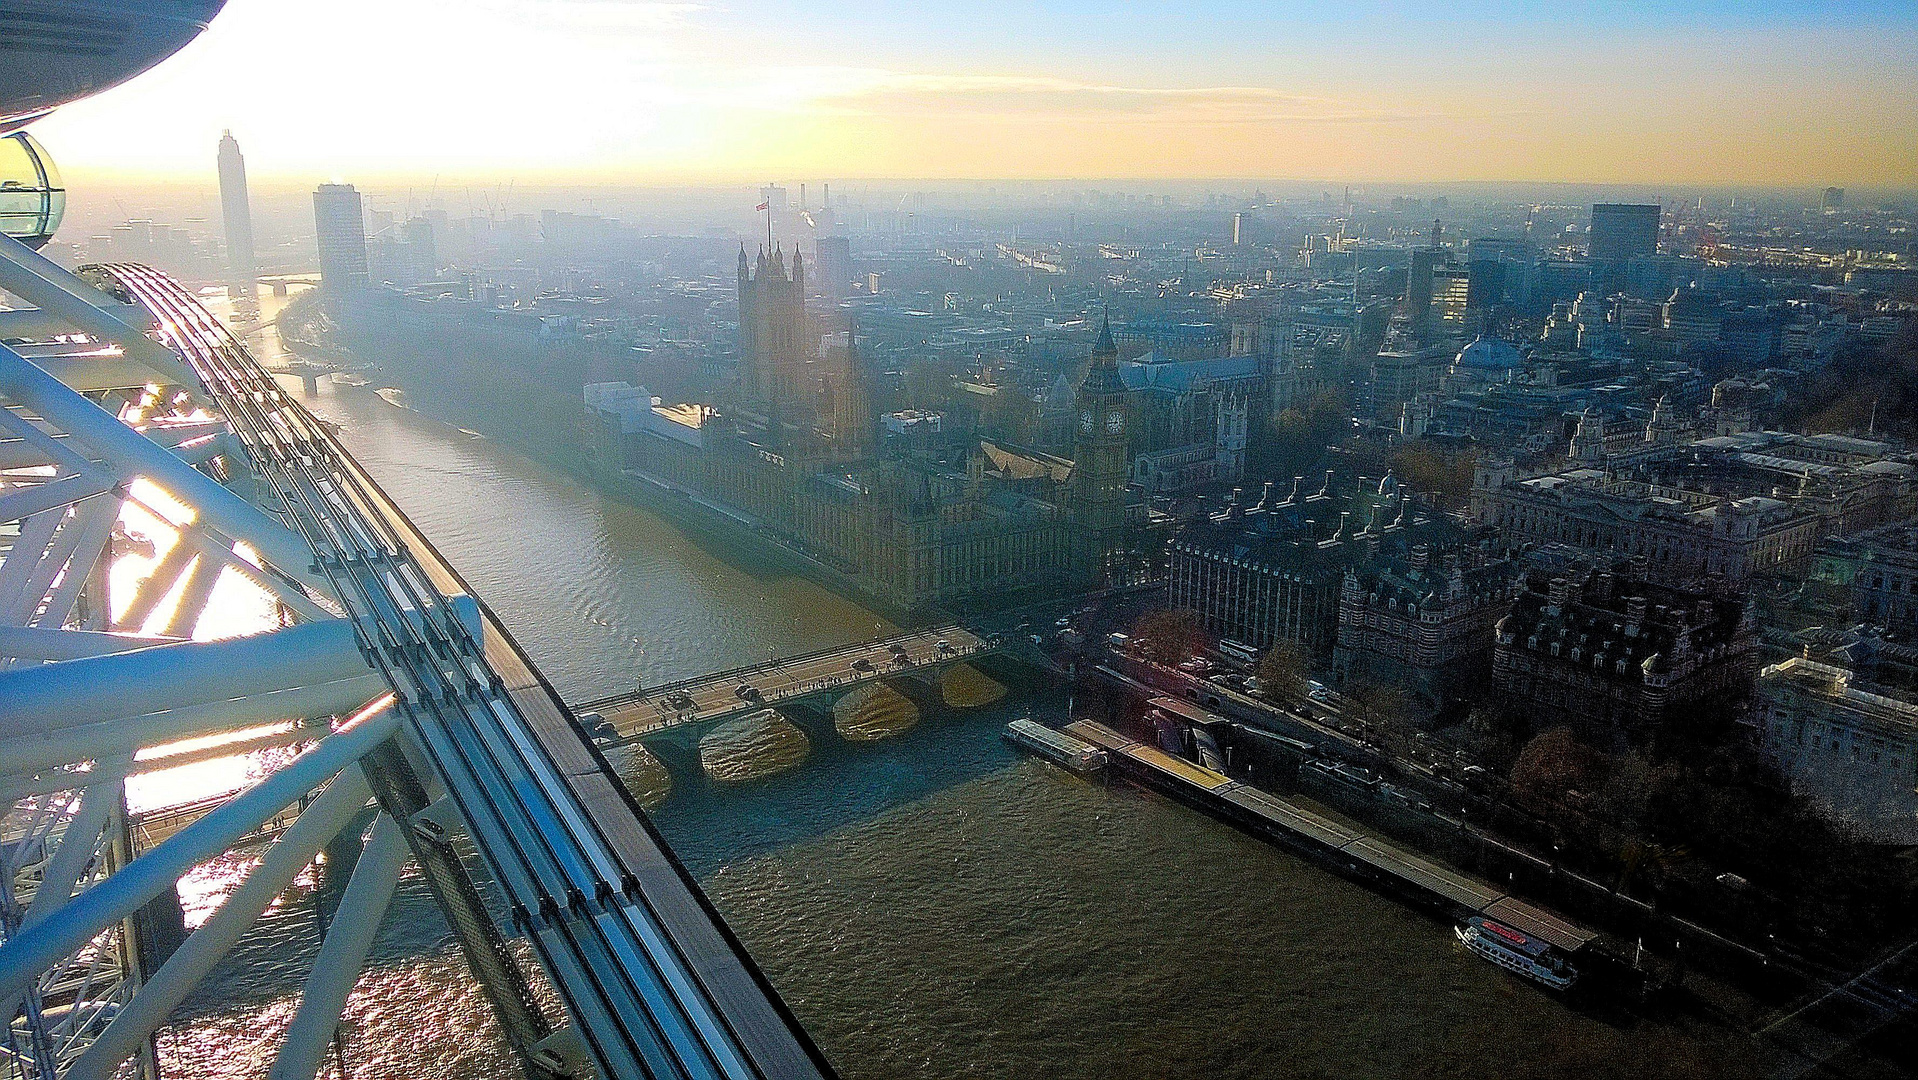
[0,624,178,662]
[0,235,185,386]
[0,472,114,523]
[0,676,384,777]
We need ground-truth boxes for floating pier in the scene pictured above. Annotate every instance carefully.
[1062,719,1596,956]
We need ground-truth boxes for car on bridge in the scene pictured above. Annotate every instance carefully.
[735,684,761,701]
[851,657,875,673]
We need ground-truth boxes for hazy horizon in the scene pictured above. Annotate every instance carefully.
[29,0,1918,190]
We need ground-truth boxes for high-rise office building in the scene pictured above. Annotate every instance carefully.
[216,130,255,300]
[1232,211,1247,246]
[312,182,370,292]
[1405,246,1438,341]
[401,215,437,279]
[1588,203,1659,262]
[1431,265,1472,330]
[1588,203,1659,294]
[1465,259,1507,312]
[814,234,852,299]
[1465,237,1533,308]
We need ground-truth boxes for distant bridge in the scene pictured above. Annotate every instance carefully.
[577,625,1001,743]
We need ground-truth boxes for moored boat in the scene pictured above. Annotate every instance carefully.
[1456,915,1577,990]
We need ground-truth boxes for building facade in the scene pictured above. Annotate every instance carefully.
[1846,525,1918,634]
[216,130,255,300]
[1120,353,1261,495]
[1480,431,1918,587]
[1167,475,1453,656]
[312,182,369,293]
[583,265,1128,611]
[1754,656,1918,843]
[1493,560,1758,743]
[1334,542,1515,709]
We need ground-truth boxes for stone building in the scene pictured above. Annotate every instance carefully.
[1166,474,1456,656]
[1845,524,1918,634]
[736,244,813,405]
[1753,656,1918,843]
[1119,353,1262,495]
[1480,431,1917,587]
[583,257,1130,611]
[1333,542,1515,711]
[1493,561,1758,744]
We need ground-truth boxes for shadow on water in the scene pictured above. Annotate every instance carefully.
[646,687,1057,877]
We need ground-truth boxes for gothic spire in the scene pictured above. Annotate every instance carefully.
[1079,309,1127,396]
[1093,310,1117,363]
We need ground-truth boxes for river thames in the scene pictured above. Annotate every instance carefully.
[154,289,1783,1079]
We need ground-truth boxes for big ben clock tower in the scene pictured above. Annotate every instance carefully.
[1073,314,1130,584]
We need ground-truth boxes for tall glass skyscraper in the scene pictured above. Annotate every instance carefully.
[312,181,370,292]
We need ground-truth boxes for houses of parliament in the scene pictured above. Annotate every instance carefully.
[585,244,1130,612]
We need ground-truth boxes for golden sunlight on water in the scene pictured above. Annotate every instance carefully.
[611,743,674,809]
[171,847,322,931]
[124,743,300,816]
[940,663,1008,709]
[161,947,522,1080]
[832,681,920,741]
[699,710,811,781]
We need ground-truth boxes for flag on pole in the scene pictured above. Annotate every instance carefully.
[754,201,769,211]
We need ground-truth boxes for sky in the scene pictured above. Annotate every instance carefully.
[31,0,1918,188]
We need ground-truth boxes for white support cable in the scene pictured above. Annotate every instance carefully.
[65,767,376,1080]
[0,498,112,629]
[0,395,99,477]
[0,508,65,618]
[17,776,117,930]
[265,811,411,1080]
[0,473,113,524]
[0,769,123,1023]
[0,696,396,1003]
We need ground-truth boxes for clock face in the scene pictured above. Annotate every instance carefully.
[1105,408,1125,434]
[1080,409,1095,433]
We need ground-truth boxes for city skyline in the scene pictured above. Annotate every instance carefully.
[26,0,1918,189]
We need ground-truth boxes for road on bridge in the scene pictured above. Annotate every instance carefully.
[578,625,995,742]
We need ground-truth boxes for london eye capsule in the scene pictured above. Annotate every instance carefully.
[0,130,64,249]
